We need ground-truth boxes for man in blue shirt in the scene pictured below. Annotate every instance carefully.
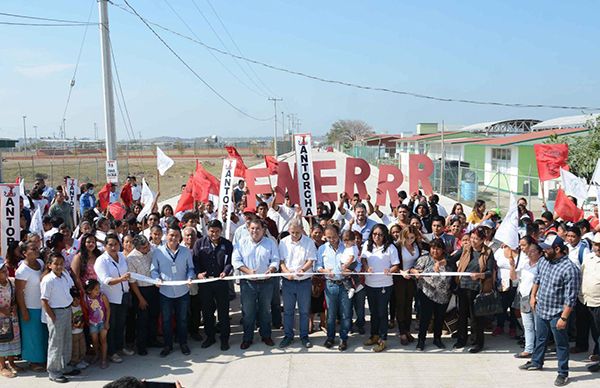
[151,227,195,357]
[232,219,279,350]
[519,235,581,387]
[79,183,96,217]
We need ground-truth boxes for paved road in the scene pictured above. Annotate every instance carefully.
[10,295,599,388]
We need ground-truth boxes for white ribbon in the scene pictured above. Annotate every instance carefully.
[130,271,474,286]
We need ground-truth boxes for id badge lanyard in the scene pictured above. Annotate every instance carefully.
[167,248,180,275]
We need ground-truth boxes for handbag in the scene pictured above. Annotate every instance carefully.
[473,289,503,317]
[0,280,15,343]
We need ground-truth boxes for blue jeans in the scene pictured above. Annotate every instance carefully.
[352,287,366,330]
[282,278,312,339]
[324,281,352,341]
[532,314,569,377]
[241,279,274,342]
[366,285,393,340]
[160,293,190,348]
[522,311,537,354]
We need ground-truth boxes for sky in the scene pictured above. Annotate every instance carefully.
[1,0,599,141]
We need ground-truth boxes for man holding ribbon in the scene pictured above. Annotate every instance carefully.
[278,220,317,349]
[193,219,233,351]
[151,227,195,357]
[232,219,280,350]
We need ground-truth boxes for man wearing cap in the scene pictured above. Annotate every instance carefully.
[193,219,233,351]
[232,219,280,349]
[519,235,581,387]
[581,234,600,372]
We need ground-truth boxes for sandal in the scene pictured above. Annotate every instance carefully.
[0,368,15,378]
[514,352,532,359]
[9,365,24,374]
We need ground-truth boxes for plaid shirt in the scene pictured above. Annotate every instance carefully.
[534,255,581,320]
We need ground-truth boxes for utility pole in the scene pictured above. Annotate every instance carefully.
[440,121,445,195]
[281,111,285,137]
[268,97,282,156]
[33,125,38,153]
[22,115,27,156]
[98,0,118,163]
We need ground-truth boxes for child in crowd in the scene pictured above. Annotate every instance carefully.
[70,288,88,370]
[84,279,110,369]
[149,225,163,248]
[340,231,362,298]
[40,253,79,383]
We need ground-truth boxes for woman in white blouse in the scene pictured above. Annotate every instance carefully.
[511,241,541,358]
[394,225,422,345]
[361,224,399,352]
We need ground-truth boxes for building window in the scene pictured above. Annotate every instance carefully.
[491,148,511,173]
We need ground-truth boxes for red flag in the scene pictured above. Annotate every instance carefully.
[195,161,220,195]
[225,146,248,177]
[534,144,569,182]
[264,155,279,175]
[98,183,111,211]
[554,188,583,222]
[108,202,127,221]
[175,175,195,213]
[120,182,133,208]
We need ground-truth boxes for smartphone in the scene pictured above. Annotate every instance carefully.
[144,382,177,388]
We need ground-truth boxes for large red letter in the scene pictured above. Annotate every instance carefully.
[409,154,434,195]
[274,162,300,205]
[344,158,370,198]
[376,165,404,207]
[314,160,337,203]
[245,167,272,201]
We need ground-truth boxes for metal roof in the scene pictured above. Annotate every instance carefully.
[460,119,541,134]
[531,114,600,131]
[394,131,461,142]
[474,127,588,146]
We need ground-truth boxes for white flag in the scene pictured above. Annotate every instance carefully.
[30,206,44,239]
[137,178,155,222]
[19,177,30,209]
[592,159,600,185]
[495,196,520,249]
[560,168,588,205]
[156,147,174,176]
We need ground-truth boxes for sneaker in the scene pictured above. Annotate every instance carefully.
[587,363,600,372]
[373,340,386,352]
[491,327,503,336]
[347,288,355,299]
[75,361,88,370]
[519,361,542,371]
[554,375,569,386]
[324,338,334,349]
[110,354,123,363]
[121,348,135,356]
[279,337,293,349]
[338,340,348,351]
[301,338,313,348]
[364,336,380,346]
[49,376,69,383]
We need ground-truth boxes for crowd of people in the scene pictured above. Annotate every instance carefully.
[0,175,599,387]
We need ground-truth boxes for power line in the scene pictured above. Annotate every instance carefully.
[204,0,277,97]
[109,1,600,111]
[162,0,267,97]
[121,0,271,121]
[59,0,96,139]
[0,21,94,27]
[0,11,94,24]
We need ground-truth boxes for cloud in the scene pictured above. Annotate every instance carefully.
[15,63,75,78]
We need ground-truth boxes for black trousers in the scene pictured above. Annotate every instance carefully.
[189,292,203,336]
[199,281,231,341]
[457,288,485,347]
[576,300,600,352]
[135,286,160,351]
[590,306,600,355]
[417,289,448,342]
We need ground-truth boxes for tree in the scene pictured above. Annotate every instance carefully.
[326,119,375,149]
[544,116,600,180]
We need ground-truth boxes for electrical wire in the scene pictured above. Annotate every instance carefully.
[0,21,94,27]
[0,11,94,24]
[121,0,272,121]
[59,0,96,139]
[109,1,600,111]
[204,0,277,97]
[162,0,267,98]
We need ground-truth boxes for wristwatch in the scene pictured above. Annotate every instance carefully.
[559,316,568,322]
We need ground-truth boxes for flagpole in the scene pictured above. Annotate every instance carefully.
[157,170,161,194]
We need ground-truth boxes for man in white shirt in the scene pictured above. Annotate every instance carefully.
[582,234,600,372]
[128,176,141,202]
[278,221,317,348]
[566,226,590,270]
